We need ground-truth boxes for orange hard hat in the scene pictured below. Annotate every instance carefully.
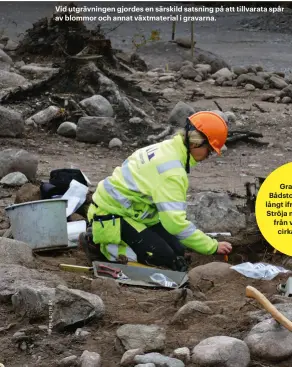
[187,111,228,154]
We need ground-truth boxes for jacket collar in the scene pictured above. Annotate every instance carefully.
[173,134,197,169]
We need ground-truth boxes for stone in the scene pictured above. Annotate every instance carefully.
[135,364,155,367]
[236,74,265,89]
[12,285,55,319]
[134,353,184,367]
[0,172,28,187]
[212,67,233,81]
[162,88,177,98]
[248,303,292,324]
[175,37,195,48]
[80,350,101,367]
[109,138,122,149]
[0,238,34,267]
[194,75,203,82]
[180,65,198,79]
[168,101,194,127]
[57,122,77,138]
[80,95,114,117]
[146,71,158,78]
[14,61,25,68]
[171,301,212,324]
[159,75,175,82]
[188,262,237,292]
[76,116,117,144]
[282,96,291,104]
[257,71,271,80]
[20,64,59,78]
[232,66,249,76]
[0,105,24,138]
[0,149,38,180]
[52,285,105,331]
[0,264,65,303]
[260,93,275,102]
[58,355,79,367]
[172,347,190,363]
[14,183,41,204]
[187,191,246,234]
[0,49,12,64]
[247,64,263,73]
[129,117,143,124]
[116,324,166,352]
[75,328,91,337]
[192,336,250,367]
[4,39,19,51]
[25,106,62,126]
[121,348,144,366]
[269,76,288,90]
[245,83,256,91]
[0,61,10,71]
[282,85,292,98]
[194,63,212,74]
[244,318,292,361]
[0,70,28,90]
[224,111,237,123]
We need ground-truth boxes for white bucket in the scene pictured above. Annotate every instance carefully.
[5,199,68,250]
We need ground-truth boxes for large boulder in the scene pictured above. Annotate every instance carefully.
[80,95,114,117]
[212,67,234,81]
[0,148,38,180]
[12,285,55,319]
[269,76,288,90]
[244,318,292,361]
[192,336,250,367]
[0,105,24,137]
[52,285,105,331]
[188,262,240,292]
[0,70,28,90]
[80,350,101,367]
[168,101,194,127]
[179,65,198,79]
[0,238,34,267]
[187,192,246,234]
[236,74,265,89]
[116,324,166,352]
[0,264,65,303]
[76,116,118,144]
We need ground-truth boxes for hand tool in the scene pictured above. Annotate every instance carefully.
[224,255,229,262]
[59,264,93,273]
[96,264,129,279]
[246,285,292,331]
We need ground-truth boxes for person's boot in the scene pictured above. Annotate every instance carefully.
[78,230,100,265]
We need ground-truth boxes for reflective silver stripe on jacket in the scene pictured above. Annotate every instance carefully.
[156,202,187,212]
[157,160,183,174]
[103,178,132,209]
[175,223,197,240]
[121,159,140,192]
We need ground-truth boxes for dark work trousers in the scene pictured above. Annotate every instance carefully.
[121,219,185,269]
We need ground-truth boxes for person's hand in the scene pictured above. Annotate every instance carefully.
[117,255,128,264]
[217,241,232,255]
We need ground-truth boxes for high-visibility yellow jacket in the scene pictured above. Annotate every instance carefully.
[88,134,218,257]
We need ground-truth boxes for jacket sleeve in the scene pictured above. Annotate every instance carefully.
[152,175,218,255]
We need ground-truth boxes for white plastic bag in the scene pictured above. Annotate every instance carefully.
[231,262,290,280]
[150,273,178,288]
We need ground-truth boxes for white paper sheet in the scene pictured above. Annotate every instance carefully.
[62,180,88,217]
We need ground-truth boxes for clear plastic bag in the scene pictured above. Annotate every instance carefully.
[150,273,178,288]
[231,262,290,280]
